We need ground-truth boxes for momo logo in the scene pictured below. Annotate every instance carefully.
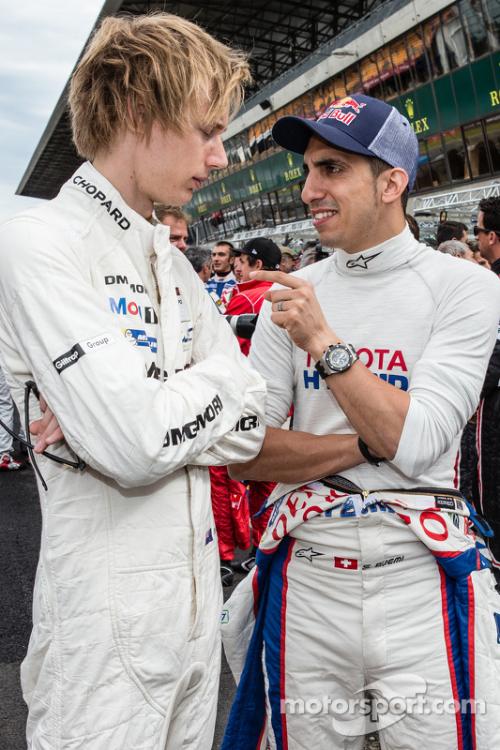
[233,415,260,432]
[53,344,85,373]
[163,395,223,446]
[73,176,131,230]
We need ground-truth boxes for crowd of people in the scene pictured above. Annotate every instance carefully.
[0,11,499,750]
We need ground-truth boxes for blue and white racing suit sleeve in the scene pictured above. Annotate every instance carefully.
[0,218,266,488]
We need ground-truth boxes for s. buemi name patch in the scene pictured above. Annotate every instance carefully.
[53,333,115,374]
[434,495,456,510]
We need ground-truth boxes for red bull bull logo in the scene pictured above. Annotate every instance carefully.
[318,97,367,126]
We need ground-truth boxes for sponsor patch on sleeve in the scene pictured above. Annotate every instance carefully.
[53,333,115,374]
[435,496,456,510]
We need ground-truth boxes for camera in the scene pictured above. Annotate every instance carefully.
[225,314,258,339]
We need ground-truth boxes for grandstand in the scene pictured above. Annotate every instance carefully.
[17,0,500,243]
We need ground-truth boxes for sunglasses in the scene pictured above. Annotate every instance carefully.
[0,380,85,491]
[473,225,499,237]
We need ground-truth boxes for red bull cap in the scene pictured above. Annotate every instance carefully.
[272,93,418,189]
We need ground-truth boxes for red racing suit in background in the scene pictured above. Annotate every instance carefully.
[209,466,250,560]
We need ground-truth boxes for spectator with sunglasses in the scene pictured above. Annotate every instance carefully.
[474,196,500,584]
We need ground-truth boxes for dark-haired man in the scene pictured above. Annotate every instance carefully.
[185,245,212,282]
[475,196,500,584]
[436,219,468,245]
[228,237,281,354]
[222,94,500,750]
[206,240,237,308]
[224,238,282,565]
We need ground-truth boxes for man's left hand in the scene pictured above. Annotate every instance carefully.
[250,270,337,359]
[30,396,64,454]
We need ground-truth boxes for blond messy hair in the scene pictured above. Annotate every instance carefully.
[69,13,251,159]
[154,204,188,223]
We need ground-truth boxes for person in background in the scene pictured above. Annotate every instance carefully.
[471,246,490,268]
[207,240,282,583]
[224,238,283,571]
[0,364,23,471]
[436,219,468,245]
[474,196,500,584]
[279,245,300,273]
[185,245,212,282]
[154,204,190,251]
[206,240,237,309]
[437,238,475,259]
[228,238,282,356]
[299,238,331,268]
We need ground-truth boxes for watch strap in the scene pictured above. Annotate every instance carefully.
[358,437,385,466]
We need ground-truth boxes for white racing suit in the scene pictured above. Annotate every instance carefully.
[222,227,500,750]
[222,481,500,750]
[0,161,266,750]
[0,363,14,453]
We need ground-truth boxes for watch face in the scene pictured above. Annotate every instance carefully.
[326,346,351,371]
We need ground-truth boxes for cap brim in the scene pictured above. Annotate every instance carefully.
[272,115,375,158]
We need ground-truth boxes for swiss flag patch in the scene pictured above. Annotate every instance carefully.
[334,556,358,570]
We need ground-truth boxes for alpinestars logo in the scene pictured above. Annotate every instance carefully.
[295,547,324,563]
[346,251,382,269]
[163,395,223,446]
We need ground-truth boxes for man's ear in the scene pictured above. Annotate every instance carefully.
[127,97,146,135]
[380,168,408,205]
[255,259,264,272]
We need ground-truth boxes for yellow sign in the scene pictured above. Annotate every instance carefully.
[410,117,430,134]
[248,182,263,195]
[287,152,294,167]
[405,98,415,119]
[284,167,302,182]
[490,90,500,107]
[220,193,232,205]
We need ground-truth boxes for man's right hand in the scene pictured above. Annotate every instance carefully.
[30,396,64,453]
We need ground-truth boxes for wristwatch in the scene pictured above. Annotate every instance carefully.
[315,342,358,378]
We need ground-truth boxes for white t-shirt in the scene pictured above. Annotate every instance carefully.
[250,226,500,490]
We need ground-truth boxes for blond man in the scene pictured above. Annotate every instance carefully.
[0,14,266,750]
[155,205,190,251]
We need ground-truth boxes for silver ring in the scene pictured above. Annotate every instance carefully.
[277,301,284,312]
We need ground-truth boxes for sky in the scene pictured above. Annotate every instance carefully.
[0,0,104,222]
